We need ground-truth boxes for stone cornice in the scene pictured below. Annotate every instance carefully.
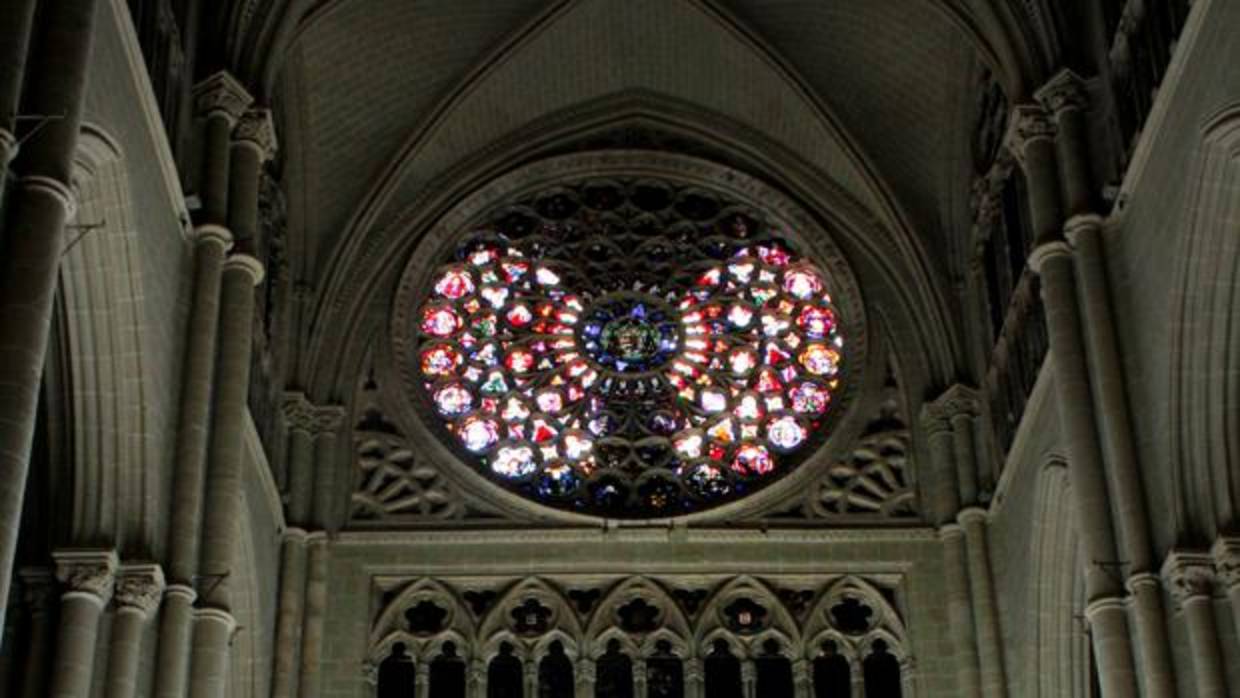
[1161,550,1216,606]
[114,563,166,615]
[1003,104,1057,165]
[192,71,253,123]
[233,108,278,162]
[1035,69,1091,116]
[53,549,118,606]
[1211,536,1240,591]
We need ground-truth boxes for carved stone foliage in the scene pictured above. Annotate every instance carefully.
[367,574,910,669]
[780,361,917,520]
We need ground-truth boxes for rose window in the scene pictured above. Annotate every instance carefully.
[413,178,845,517]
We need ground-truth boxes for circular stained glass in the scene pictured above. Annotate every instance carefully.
[413,178,845,517]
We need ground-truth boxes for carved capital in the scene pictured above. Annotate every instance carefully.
[684,658,703,682]
[923,384,981,432]
[1035,69,1091,116]
[18,567,56,614]
[1004,104,1057,164]
[114,564,166,614]
[577,658,596,683]
[362,659,379,685]
[1211,536,1240,591]
[233,108,278,162]
[1161,550,1216,606]
[283,392,346,435]
[192,71,253,123]
[53,549,118,605]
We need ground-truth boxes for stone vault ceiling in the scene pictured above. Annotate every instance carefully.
[268,0,1013,290]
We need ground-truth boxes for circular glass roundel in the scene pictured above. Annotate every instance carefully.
[413,179,844,517]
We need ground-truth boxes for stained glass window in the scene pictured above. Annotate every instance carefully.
[415,179,844,517]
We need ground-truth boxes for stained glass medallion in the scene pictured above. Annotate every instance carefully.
[413,178,845,517]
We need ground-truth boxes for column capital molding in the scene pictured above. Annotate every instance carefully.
[1125,571,1162,594]
[18,567,56,613]
[1034,69,1091,116]
[1028,240,1073,273]
[114,563,166,615]
[957,506,989,526]
[233,108,278,162]
[937,522,965,540]
[164,582,197,603]
[577,657,596,683]
[192,71,253,123]
[1210,536,1240,591]
[921,384,980,434]
[53,549,118,606]
[1161,550,1216,606]
[684,657,703,682]
[20,174,78,219]
[282,526,311,543]
[1063,214,1105,246]
[1004,104,1057,164]
[282,392,346,434]
[191,223,234,251]
[1084,594,1126,621]
[224,252,266,285]
[193,606,238,634]
[362,659,379,685]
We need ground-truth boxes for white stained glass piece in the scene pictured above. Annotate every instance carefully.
[491,444,536,478]
[459,417,500,453]
[766,415,807,450]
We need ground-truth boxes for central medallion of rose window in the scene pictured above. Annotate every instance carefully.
[413,177,845,517]
[581,297,680,374]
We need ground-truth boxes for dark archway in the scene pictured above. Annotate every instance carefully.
[538,640,575,698]
[595,639,633,698]
[378,643,416,698]
[862,640,902,698]
[813,641,851,697]
[703,639,742,698]
[430,641,467,698]
[646,639,684,698]
[755,638,794,698]
[488,642,524,698]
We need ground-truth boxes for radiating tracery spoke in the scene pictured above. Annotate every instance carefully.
[415,184,844,517]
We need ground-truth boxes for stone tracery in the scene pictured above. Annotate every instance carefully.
[411,176,846,517]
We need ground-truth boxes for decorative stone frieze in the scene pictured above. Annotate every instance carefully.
[1161,551,1216,607]
[52,549,118,605]
[114,564,166,615]
[1034,69,1091,116]
[234,108,278,161]
[1003,105,1057,164]
[192,71,253,123]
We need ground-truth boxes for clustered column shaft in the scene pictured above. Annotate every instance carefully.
[0,0,99,645]
[1162,552,1227,697]
[104,565,164,698]
[0,0,38,208]
[49,550,117,698]
[922,384,1003,697]
[1007,96,1142,698]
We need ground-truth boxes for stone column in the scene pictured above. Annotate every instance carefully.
[282,393,317,525]
[575,657,595,698]
[0,0,38,204]
[1212,537,1240,639]
[958,508,1007,697]
[792,659,811,698]
[298,532,330,698]
[684,658,703,698]
[187,608,237,698]
[270,529,308,698]
[938,524,982,698]
[633,658,647,698]
[311,406,347,530]
[228,109,276,247]
[415,662,430,698]
[1163,552,1227,698]
[469,658,487,698]
[49,550,116,698]
[104,565,164,698]
[525,660,539,698]
[0,0,98,639]
[18,568,56,698]
[1011,101,1139,697]
[741,660,756,698]
[1035,70,1177,698]
[922,392,982,698]
[154,71,249,698]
